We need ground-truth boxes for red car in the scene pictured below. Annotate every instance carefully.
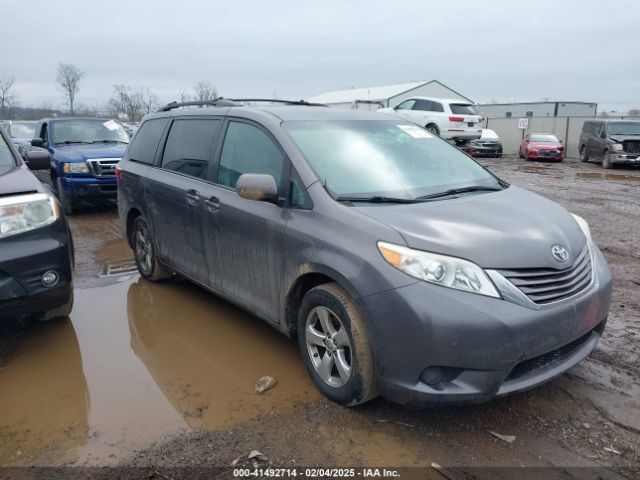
[519,133,564,161]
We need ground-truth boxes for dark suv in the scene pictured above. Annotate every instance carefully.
[118,100,611,407]
[579,119,640,168]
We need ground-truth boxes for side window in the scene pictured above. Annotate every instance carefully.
[395,100,415,110]
[412,100,433,111]
[289,168,309,209]
[161,119,220,179]
[40,123,48,145]
[218,121,285,189]
[431,101,444,112]
[127,118,168,164]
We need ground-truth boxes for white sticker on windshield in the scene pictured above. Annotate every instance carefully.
[397,124,433,138]
[103,120,119,131]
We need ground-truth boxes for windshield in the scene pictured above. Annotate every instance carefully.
[481,129,499,140]
[530,134,559,142]
[0,135,16,167]
[51,119,129,145]
[607,122,640,136]
[10,122,37,139]
[283,120,501,200]
[449,104,478,115]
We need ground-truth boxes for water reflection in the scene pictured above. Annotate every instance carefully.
[126,278,319,429]
[0,319,89,465]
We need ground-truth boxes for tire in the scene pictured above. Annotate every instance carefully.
[518,148,524,159]
[580,146,589,162]
[131,216,173,281]
[425,124,440,136]
[56,177,74,216]
[602,150,613,169]
[37,290,74,322]
[297,282,377,406]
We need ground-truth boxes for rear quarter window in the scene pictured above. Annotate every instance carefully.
[127,118,168,164]
[449,104,478,115]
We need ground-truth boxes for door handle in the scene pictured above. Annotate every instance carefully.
[204,196,220,212]
[186,189,200,206]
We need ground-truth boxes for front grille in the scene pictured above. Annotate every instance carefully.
[86,158,120,178]
[505,330,593,381]
[498,246,592,304]
[623,141,640,154]
[538,149,559,157]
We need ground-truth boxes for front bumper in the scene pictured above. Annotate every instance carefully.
[0,219,74,320]
[60,176,118,200]
[611,153,640,164]
[358,245,612,406]
[470,144,503,156]
[527,150,564,160]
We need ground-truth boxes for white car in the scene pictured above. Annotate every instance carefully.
[378,97,482,143]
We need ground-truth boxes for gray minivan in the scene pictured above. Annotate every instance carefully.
[117,100,612,407]
[579,119,640,168]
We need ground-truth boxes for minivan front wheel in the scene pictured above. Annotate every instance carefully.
[297,282,377,406]
[132,217,173,281]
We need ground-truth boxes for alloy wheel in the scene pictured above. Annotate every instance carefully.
[134,222,154,275]
[305,306,353,388]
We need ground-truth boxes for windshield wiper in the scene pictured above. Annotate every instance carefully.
[335,195,422,204]
[55,140,92,145]
[417,185,503,201]
[90,140,128,144]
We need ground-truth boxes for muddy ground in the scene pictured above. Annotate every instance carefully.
[0,156,638,479]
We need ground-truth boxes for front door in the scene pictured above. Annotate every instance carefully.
[204,120,289,322]
[145,117,221,283]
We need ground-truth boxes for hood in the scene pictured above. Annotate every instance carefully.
[0,165,44,196]
[52,143,127,162]
[353,186,586,270]
[610,135,640,143]
[529,141,563,149]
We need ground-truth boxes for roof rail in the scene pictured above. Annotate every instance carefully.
[157,97,326,112]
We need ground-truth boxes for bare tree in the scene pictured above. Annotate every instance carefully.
[107,84,158,121]
[194,81,217,102]
[56,63,84,115]
[179,90,191,103]
[0,76,16,111]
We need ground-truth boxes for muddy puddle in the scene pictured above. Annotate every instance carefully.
[576,172,640,182]
[0,278,318,466]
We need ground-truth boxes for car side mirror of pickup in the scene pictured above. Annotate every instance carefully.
[31,138,44,147]
[25,150,51,170]
[236,173,279,204]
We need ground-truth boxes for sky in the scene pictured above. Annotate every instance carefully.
[1,0,639,112]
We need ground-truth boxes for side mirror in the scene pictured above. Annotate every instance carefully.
[31,138,44,147]
[25,150,51,170]
[236,173,279,204]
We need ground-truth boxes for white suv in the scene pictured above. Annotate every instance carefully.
[379,97,482,143]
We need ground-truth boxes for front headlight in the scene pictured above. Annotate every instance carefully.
[571,214,593,245]
[0,193,60,239]
[611,143,624,152]
[63,162,90,174]
[378,242,500,298]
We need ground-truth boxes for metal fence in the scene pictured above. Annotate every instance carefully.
[485,116,640,158]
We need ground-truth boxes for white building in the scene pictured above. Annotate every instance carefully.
[478,101,597,118]
[307,80,473,110]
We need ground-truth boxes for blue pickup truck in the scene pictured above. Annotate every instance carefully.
[30,117,130,214]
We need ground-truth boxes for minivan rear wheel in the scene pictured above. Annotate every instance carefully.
[580,146,589,162]
[132,216,173,281]
[297,282,377,406]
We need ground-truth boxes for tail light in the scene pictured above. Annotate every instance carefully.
[449,116,464,123]
[115,164,122,182]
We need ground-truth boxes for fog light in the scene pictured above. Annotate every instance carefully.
[42,270,59,287]
[420,367,444,385]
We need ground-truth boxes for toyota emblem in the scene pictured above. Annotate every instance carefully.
[551,245,570,262]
